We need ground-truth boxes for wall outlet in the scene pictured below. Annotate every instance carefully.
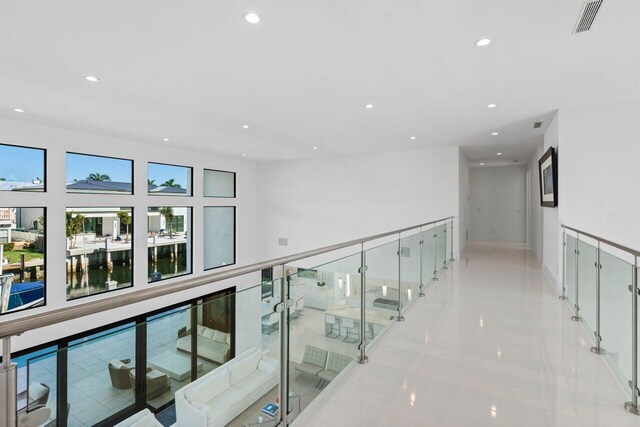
[278,237,288,246]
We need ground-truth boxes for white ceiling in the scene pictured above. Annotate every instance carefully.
[1,1,639,162]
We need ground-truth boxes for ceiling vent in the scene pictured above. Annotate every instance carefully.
[573,0,603,33]
[533,121,543,129]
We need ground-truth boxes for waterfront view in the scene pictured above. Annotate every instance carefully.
[0,207,46,314]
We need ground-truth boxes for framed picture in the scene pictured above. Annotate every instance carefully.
[538,147,558,207]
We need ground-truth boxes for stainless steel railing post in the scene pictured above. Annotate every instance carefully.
[0,337,17,427]
[419,227,425,297]
[625,257,640,415]
[358,244,369,364]
[432,226,438,282]
[450,220,454,262]
[571,234,583,321]
[279,265,290,424]
[443,225,448,270]
[560,227,568,300]
[396,235,405,321]
[591,242,605,355]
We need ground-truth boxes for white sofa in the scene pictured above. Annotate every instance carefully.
[175,347,279,427]
[114,408,163,427]
[177,324,230,364]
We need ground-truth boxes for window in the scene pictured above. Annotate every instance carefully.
[66,207,133,300]
[0,207,46,315]
[203,207,235,270]
[148,162,192,196]
[147,207,192,283]
[203,169,235,198]
[66,153,133,195]
[0,143,45,192]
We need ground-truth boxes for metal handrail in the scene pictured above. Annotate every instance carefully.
[561,224,640,257]
[0,216,453,339]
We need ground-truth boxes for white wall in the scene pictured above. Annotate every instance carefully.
[458,150,470,253]
[0,117,259,352]
[469,165,526,243]
[527,143,544,262]
[542,113,561,293]
[559,99,640,251]
[257,146,461,264]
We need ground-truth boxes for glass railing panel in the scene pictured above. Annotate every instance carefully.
[435,224,447,273]
[565,235,577,311]
[22,347,58,425]
[577,239,598,336]
[146,304,192,410]
[364,239,400,350]
[284,251,361,422]
[600,249,634,389]
[67,322,136,426]
[422,225,437,285]
[156,281,282,427]
[400,231,421,314]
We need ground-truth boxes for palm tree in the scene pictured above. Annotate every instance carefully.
[148,179,156,186]
[159,207,175,238]
[87,172,111,181]
[117,211,131,243]
[161,178,182,188]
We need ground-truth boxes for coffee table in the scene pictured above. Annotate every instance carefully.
[148,351,203,381]
[242,393,302,427]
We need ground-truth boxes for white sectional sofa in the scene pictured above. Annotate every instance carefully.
[175,347,279,427]
[176,324,230,364]
[114,408,163,427]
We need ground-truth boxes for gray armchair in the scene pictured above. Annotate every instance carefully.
[295,345,328,377]
[129,367,170,400]
[108,359,133,390]
[317,352,352,387]
[27,382,50,410]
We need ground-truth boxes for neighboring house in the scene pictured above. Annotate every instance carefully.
[0,208,16,243]
[0,180,44,192]
[66,180,187,195]
[148,207,189,234]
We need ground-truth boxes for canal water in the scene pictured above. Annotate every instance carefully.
[66,256,188,299]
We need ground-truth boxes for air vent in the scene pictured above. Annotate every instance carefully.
[533,121,543,129]
[574,0,603,33]
[512,160,519,163]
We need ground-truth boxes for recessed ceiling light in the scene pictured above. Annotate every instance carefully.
[242,124,250,129]
[476,38,491,47]
[497,152,503,156]
[410,136,417,140]
[492,132,499,136]
[163,138,170,142]
[313,146,318,150]
[365,104,374,109]
[13,108,24,113]
[480,163,485,166]
[85,75,99,82]
[242,153,247,157]
[487,103,497,109]
[244,12,260,24]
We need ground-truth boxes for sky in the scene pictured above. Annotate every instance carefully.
[66,153,133,182]
[0,144,45,182]
[1,146,190,188]
[148,162,190,188]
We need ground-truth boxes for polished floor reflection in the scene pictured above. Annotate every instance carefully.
[295,242,638,426]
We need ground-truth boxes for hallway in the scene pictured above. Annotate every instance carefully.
[295,242,637,426]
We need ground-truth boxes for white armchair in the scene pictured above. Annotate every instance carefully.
[261,312,279,334]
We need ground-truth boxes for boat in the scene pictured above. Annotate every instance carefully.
[0,274,44,313]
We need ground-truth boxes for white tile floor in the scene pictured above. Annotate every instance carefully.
[294,242,639,426]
